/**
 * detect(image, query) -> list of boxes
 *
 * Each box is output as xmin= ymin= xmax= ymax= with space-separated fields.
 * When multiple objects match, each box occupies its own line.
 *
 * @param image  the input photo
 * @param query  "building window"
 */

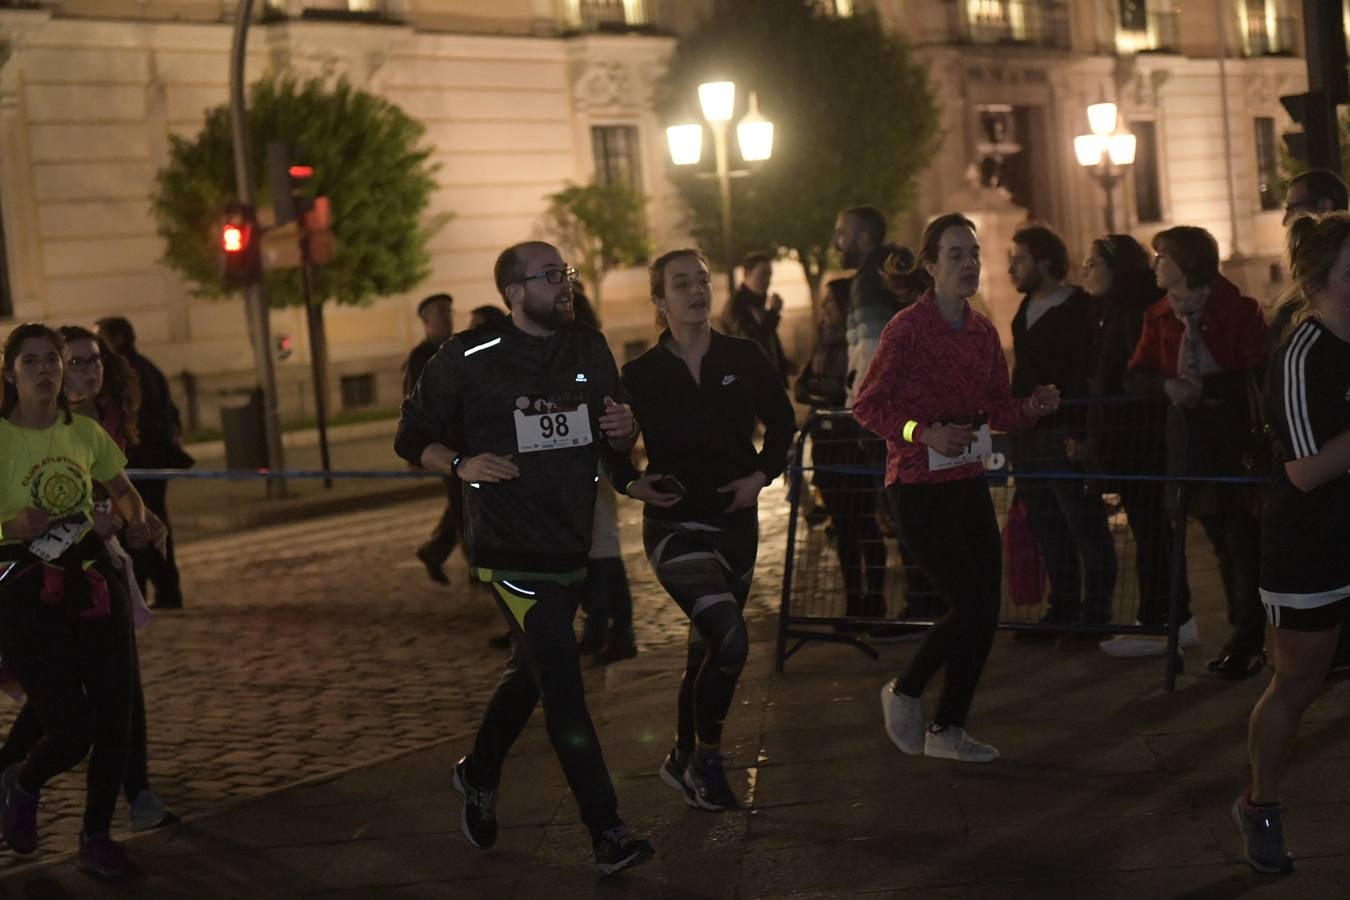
xmin=0 ymin=198 xmax=11 ymax=319
xmin=591 ymin=126 xmax=642 ymax=191
xmin=824 ymin=0 xmax=855 ymax=14
xmin=1254 ymin=117 xmax=1281 ymax=211
xmin=562 ymin=1 xmax=674 ymax=33
xmin=1131 ymin=120 xmax=1163 ymax=224
xmin=1116 ymin=0 xmax=1180 ymax=53
xmin=1239 ymin=0 xmax=1297 ymax=57
xmin=955 ymin=1 xmax=1071 ymax=49
xmin=340 ymin=373 xmax=375 ymax=409
xmin=264 ymin=1 xmax=399 ymax=22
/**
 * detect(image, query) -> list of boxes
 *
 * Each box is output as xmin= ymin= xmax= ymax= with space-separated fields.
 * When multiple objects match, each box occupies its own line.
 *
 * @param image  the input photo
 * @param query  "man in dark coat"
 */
xmin=403 ymin=293 xmax=459 ymax=584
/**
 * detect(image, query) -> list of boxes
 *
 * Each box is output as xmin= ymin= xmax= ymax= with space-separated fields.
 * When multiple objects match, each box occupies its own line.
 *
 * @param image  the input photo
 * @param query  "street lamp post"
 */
xmin=667 ymin=82 xmax=774 ymax=295
xmin=1074 ymin=100 xmax=1137 ymax=233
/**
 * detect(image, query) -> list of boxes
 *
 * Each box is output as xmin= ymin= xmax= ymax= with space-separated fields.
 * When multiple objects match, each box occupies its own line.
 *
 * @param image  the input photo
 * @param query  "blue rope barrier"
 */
xmin=791 ymin=463 xmax=1269 ymax=486
xmin=124 ymin=468 xmax=444 ymax=481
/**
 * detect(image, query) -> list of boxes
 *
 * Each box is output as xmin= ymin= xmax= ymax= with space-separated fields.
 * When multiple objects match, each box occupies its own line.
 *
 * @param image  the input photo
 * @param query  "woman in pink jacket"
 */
xmin=854 ymin=213 xmax=1060 ymax=763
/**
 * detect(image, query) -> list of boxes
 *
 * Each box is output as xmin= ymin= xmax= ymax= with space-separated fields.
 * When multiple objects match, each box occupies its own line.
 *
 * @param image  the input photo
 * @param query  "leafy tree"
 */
xmin=656 ymin=0 xmax=939 ymax=297
xmin=152 ymin=74 xmax=444 ymax=308
xmin=1274 ymin=111 xmax=1350 ymax=202
xmin=543 ymin=181 xmax=651 ymax=308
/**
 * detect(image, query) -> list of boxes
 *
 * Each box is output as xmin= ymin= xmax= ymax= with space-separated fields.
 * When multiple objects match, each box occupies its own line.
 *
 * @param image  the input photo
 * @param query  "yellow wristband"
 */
xmin=902 ymin=421 xmax=920 ymax=443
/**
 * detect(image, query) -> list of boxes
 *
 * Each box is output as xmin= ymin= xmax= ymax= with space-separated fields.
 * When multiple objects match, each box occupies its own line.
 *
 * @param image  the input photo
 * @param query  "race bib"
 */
xmin=28 ymin=517 xmax=91 ymax=562
xmin=927 ymin=423 xmax=993 ymax=472
xmin=513 ymin=402 xmax=593 ymax=453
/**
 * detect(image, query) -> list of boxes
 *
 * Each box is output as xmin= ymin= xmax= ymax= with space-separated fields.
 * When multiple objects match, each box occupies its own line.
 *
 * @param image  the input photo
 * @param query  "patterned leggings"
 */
xmin=642 ymin=516 xmax=758 ymax=750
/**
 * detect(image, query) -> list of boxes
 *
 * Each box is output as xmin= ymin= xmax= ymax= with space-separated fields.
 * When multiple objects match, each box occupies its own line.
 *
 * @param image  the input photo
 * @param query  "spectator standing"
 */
xmin=1006 ymin=225 xmax=1116 ymax=639
xmin=1075 ymin=236 xmax=1199 ymax=657
xmin=719 ymin=251 xmax=793 ymax=384
xmin=404 ymin=293 xmax=459 ymax=585
xmin=1126 ymin=226 xmax=1268 ymax=679
xmin=95 ymin=317 xmax=188 ymax=611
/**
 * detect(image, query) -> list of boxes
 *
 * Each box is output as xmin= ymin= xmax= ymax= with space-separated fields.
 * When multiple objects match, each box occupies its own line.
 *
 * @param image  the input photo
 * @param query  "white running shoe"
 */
xmin=880 ymin=679 xmax=924 ymax=755
xmin=1100 ymin=618 xmax=1200 ymax=658
xmin=923 ymin=726 xmax=999 ymax=763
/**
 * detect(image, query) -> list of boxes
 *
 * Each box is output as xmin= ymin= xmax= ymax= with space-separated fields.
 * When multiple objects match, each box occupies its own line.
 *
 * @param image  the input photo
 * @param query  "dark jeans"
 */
xmin=421 ymin=476 xmax=463 ymax=565
xmin=888 ymin=478 xmax=1001 ymax=729
xmin=130 ymin=477 xmax=182 ymax=606
xmin=1018 ymin=475 xmax=1117 ymax=625
xmin=468 ymin=575 xmax=619 ymax=839
xmin=1196 ymin=498 xmax=1264 ymax=656
xmin=814 ymin=477 xmax=887 ymax=616
xmin=0 ymin=560 xmax=135 ymax=835
xmin=580 ymin=557 xmax=634 ymax=642
xmin=1117 ymin=479 xmax=1192 ymax=627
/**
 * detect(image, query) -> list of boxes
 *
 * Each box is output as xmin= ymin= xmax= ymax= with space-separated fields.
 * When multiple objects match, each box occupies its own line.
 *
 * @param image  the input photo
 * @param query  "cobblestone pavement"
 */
xmin=0 ymin=487 xmax=793 ymax=871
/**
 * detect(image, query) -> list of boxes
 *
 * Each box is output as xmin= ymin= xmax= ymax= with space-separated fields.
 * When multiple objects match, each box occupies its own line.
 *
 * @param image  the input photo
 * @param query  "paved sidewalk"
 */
xmin=2 ymin=616 xmax=1347 ymax=897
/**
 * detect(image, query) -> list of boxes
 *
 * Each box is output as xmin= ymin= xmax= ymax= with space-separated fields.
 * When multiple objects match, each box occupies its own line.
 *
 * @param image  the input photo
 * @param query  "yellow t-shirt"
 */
xmin=0 ymin=414 xmax=127 ymax=542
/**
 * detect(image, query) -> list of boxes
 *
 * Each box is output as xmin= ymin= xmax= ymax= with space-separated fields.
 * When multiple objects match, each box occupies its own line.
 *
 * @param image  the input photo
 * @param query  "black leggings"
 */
xmin=888 ymin=478 xmax=1001 ymax=729
xmin=0 ymin=558 xmax=135 ymax=835
xmin=643 ymin=515 xmax=758 ymax=751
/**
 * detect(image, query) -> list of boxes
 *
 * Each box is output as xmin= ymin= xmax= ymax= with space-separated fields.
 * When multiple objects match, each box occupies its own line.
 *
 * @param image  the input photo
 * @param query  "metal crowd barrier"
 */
xmin=776 ymin=398 xmax=1268 ymax=693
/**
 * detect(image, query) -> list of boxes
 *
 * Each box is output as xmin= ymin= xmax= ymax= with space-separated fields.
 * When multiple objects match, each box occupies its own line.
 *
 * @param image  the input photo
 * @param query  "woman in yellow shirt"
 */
xmin=0 ymin=322 xmax=149 ymax=878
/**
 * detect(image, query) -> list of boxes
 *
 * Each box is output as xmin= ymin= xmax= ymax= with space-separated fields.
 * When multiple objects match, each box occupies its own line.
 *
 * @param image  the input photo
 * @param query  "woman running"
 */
xmin=621 ymin=249 xmax=795 ymax=810
xmin=1234 ymin=212 xmax=1350 ymax=874
xmin=853 ymin=213 xmax=1060 ymax=763
xmin=0 ymin=323 xmax=145 ymax=876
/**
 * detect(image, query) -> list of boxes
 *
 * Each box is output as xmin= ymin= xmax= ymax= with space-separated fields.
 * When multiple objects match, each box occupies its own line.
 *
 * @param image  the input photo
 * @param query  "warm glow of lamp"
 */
xmin=666 ymin=124 xmax=703 ymax=165
xmin=1087 ymin=101 xmax=1118 ymax=137
xmin=698 ymin=81 xmax=736 ymax=123
xmin=1074 ymin=134 xmax=1105 ymax=167
xmin=1107 ymin=133 xmax=1137 ymax=166
xmin=736 ymin=92 xmax=774 ymax=162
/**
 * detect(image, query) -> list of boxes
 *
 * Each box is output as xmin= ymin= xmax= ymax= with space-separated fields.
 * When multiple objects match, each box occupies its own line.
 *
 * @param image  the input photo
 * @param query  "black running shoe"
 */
xmin=593 ymin=824 xmax=654 ymax=877
xmin=451 ymin=756 xmax=497 ymax=849
xmin=659 ymin=749 xmax=696 ymax=807
xmin=683 ymin=750 xmax=740 ymax=811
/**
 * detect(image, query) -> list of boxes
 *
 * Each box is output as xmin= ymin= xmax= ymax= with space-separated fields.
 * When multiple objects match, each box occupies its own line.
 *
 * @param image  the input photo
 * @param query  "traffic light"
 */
xmin=220 ymin=203 xmax=260 ymax=287
xmin=267 ymin=142 xmax=315 ymax=227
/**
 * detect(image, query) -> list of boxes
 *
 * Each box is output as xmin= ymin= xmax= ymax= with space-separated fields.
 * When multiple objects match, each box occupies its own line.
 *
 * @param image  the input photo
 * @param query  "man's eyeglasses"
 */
xmin=517 ymin=266 xmax=577 ymax=287
xmin=67 ymin=354 xmax=103 ymax=372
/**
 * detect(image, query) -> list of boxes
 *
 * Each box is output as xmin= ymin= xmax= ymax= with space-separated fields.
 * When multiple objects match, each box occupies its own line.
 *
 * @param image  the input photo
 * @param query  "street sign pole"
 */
xmin=229 ymin=0 xmax=288 ymax=497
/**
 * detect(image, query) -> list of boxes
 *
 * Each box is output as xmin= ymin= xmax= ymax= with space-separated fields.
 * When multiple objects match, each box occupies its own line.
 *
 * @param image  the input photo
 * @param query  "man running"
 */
xmin=395 ymin=241 xmax=654 ymax=877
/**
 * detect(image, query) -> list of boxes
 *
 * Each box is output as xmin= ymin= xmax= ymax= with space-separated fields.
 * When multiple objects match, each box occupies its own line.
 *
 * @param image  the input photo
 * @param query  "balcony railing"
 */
xmin=1242 ymin=15 xmax=1298 ymax=56
xmin=563 ymin=0 xmax=675 ymax=35
xmin=950 ymin=0 xmax=1071 ymax=51
xmin=1116 ymin=11 xmax=1180 ymax=54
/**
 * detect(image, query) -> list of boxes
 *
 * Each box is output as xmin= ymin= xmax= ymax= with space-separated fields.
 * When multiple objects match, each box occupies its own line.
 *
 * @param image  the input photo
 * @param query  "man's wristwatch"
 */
xmin=450 ymin=454 xmax=463 ymax=478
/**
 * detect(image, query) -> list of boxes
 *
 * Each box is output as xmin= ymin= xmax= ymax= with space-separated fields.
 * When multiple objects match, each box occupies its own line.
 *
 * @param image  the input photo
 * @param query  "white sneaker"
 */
xmin=880 ymin=679 xmax=923 ymax=755
xmin=1178 ymin=617 xmax=1200 ymax=648
xmin=1099 ymin=618 xmax=1200 ymax=658
xmin=923 ymin=726 xmax=999 ymax=762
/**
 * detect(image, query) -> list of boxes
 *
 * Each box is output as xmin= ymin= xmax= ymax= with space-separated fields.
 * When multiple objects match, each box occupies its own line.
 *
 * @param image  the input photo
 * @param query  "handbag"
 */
xmin=1003 ymin=493 xmax=1046 ymax=607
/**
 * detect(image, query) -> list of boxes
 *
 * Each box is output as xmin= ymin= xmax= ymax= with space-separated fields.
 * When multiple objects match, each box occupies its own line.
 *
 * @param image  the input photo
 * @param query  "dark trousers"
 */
xmin=1117 ymin=479 xmax=1192 ymax=626
xmin=1018 ymin=475 xmax=1117 ymax=624
xmin=643 ymin=516 xmax=757 ymax=751
xmin=815 ymin=477 xmax=887 ymax=615
xmin=422 ymin=476 xmax=463 ymax=564
xmin=0 ymin=628 xmax=151 ymax=803
xmin=0 ymin=562 xmax=135 ymax=835
xmin=580 ymin=558 xmax=634 ymax=642
xmin=130 ymin=478 xmax=182 ymax=606
xmin=1196 ymin=499 xmax=1264 ymax=656
xmin=889 ymin=478 xmax=1001 ymax=729
xmin=468 ymin=576 xmax=619 ymax=839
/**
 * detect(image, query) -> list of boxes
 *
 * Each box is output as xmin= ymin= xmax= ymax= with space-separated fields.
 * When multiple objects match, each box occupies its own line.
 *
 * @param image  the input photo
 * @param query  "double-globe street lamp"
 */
xmin=1074 ymin=100 xmax=1137 ymax=233
xmin=667 ymin=81 xmax=775 ymax=295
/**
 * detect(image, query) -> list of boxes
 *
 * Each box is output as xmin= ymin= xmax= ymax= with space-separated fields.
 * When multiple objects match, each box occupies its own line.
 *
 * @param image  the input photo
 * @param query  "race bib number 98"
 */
xmin=514 ymin=401 xmax=593 ymax=453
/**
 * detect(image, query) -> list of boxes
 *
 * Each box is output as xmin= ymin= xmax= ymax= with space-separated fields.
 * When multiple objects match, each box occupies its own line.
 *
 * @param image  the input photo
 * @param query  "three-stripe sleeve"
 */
xmin=1282 ymin=324 xmax=1321 ymax=459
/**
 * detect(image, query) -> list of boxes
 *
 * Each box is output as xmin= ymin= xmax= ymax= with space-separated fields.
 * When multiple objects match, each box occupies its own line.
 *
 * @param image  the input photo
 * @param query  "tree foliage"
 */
xmin=543 ymin=181 xmax=651 ymax=307
xmin=152 ymin=75 xmax=444 ymax=307
xmin=656 ymin=0 xmax=939 ymax=290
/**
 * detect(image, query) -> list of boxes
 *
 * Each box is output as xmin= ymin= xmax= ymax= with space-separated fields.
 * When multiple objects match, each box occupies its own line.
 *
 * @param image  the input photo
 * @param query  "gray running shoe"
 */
xmin=129 ymin=790 xmax=180 ymax=832
xmin=880 ymin=679 xmax=924 ymax=755
xmin=1231 ymin=796 xmax=1294 ymax=874
xmin=452 ymin=756 xmax=497 ymax=850
xmin=659 ymin=749 xmax=697 ymax=807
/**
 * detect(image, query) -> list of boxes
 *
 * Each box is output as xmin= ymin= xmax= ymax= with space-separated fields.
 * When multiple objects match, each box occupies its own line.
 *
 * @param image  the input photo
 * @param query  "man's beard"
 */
xmin=522 ymin=291 xmax=575 ymax=330
xmin=1016 ymin=272 xmax=1041 ymax=295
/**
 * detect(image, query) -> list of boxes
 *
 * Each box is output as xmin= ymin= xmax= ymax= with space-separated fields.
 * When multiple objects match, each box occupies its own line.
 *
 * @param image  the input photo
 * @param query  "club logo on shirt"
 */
xmin=722 ymin=375 xmax=737 ymax=386
xmin=575 ymin=373 xmax=587 ymax=383
xmin=27 ymin=459 xmax=88 ymax=517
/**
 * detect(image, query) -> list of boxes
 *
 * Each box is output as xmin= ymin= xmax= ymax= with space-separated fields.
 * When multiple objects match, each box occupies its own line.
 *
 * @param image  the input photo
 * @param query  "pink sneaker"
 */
xmin=77 ymin=832 xmax=139 ymax=879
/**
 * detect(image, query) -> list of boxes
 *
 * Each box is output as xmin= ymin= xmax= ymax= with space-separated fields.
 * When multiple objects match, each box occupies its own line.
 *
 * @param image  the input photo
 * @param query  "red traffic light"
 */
xmin=288 ymin=165 xmax=314 ymax=179
xmin=222 ymin=223 xmax=246 ymax=253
